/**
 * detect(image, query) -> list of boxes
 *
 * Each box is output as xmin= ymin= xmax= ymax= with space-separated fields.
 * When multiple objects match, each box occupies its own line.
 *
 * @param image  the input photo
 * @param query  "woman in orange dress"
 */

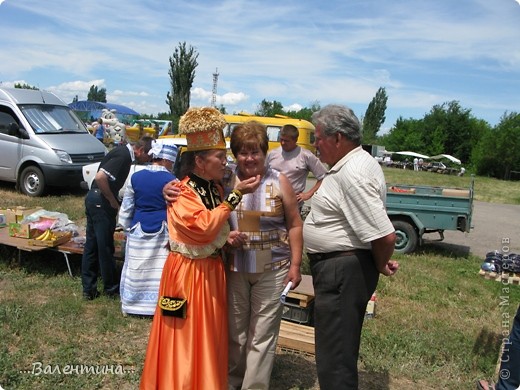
xmin=140 ymin=107 xmax=260 ymax=390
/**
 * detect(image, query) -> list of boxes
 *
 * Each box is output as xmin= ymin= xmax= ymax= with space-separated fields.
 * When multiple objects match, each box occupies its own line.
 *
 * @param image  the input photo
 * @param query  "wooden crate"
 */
xmin=28 ymin=232 xmax=72 ymax=248
xmin=277 ymin=320 xmax=315 ymax=355
xmin=286 ymin=274 xmax=315 ymax=307
xmin=479 ymin=269 xmax=520 ymax=285
xmin=285 ymin=291 xmax=314 ymax=308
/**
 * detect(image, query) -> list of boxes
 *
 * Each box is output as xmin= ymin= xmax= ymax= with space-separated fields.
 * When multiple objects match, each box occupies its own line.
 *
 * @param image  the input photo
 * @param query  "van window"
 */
xmin=224 ymin=123 xmax=240 ymax=138
xmin=20 ymin=104 xmax=87 ymax=134
xmin=266 ymin=126 xmax=281 ymax=142
xmin=309 ymin=131 xmax=315 ymax=144
xmin=0 ymin=107 xmax=18 ymax=135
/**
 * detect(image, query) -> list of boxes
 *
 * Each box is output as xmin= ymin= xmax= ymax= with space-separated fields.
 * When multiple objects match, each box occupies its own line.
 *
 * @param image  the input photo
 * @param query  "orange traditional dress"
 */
xmin=140 ymin=173 xmax=241 ymax=390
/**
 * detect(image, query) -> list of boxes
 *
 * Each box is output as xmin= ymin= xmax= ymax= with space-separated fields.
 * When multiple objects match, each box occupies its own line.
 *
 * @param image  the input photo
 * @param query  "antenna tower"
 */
xmin=212 ymin=68 xmax=219 ymax=107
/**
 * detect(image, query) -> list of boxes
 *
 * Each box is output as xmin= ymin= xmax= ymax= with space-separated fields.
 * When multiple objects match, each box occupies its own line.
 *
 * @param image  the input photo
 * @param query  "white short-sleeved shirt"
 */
xmin=266 ymin=146 xmax=327 ymax=195
xmin=303 ymin=146 xmax=394 ymax=253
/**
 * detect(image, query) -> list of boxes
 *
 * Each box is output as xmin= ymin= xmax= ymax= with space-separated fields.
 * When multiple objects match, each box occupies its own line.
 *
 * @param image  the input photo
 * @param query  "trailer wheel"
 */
xmin=392 ymin=220 xmax=418 ymax=254
xmin=19 ymin=165 xmax=46 ymax=197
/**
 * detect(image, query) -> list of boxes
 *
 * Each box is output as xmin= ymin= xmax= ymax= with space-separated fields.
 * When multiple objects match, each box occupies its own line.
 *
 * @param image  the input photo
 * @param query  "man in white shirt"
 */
xmin=266 ymin=124 xmax=327 ymax=211
xmin=303 ymin=104 xmax=399 ymax=389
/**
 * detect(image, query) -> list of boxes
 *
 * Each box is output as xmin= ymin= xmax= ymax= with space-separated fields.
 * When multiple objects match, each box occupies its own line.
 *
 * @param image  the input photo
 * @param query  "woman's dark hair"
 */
xmin=176 ymin=150 xmax=210 ymax=179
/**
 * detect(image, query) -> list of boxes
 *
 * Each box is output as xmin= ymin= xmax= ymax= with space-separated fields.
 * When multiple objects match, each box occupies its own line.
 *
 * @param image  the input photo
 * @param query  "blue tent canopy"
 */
xmin=68 ymin=100 xmax=139 ymax=122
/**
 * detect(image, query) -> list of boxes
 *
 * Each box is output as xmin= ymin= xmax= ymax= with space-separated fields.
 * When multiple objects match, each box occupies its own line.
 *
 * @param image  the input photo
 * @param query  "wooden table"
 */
xmin=0 ymin=227 xmax=79 ymax=276
xmin=0 ymin=227 xmax=122 ymax=277
xmin=0 ymin=226 xmax=47 ymax=258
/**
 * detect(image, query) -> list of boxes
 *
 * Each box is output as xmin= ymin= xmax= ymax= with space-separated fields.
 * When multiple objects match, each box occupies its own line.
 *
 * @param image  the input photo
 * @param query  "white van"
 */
xmin=0 ymin=87 xmax=107 ymax=196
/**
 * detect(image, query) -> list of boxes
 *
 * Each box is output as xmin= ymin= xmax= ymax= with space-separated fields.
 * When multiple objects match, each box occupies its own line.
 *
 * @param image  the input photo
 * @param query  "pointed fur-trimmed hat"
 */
xmin=179 ymin=107 xmax=227 ymax=152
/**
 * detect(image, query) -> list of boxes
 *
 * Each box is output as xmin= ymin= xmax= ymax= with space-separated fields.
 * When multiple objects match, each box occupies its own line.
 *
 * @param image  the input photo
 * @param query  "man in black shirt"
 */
xmin=81 ymin=137 xmax=153 ymax=300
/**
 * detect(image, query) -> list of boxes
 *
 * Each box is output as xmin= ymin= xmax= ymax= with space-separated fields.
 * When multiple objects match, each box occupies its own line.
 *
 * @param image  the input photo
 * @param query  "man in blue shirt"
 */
xmin=95 ymin=118 xmax=104 ymax=143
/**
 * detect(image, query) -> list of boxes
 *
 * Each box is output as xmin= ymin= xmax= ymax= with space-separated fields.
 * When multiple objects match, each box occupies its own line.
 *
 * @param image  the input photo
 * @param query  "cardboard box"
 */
xmin=0 ymin=206 xmax=43 ymax=226
xmin=8 ymin=222 xmax=38 ymax=239
xmin=365 ymin=293 xmax=377 ymax=319
xmin=113 ymin=231 xmax=126 ymax=258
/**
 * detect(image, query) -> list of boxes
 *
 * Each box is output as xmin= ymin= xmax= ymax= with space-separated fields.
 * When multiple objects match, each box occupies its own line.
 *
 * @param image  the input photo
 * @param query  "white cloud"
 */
xmin=218 ymin=92 xmax=249 ymax=106
xmin=1 ymin=0 xmax=518 ymax=125
xmin=284 ymin=103 xmax=303 ymax=112
xmin=191 ymin=87 xmax=213 ymax=104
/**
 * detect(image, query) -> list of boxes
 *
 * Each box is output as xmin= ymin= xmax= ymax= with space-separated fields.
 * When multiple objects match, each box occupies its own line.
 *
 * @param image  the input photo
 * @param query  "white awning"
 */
xmin=394 ymin=151 xmax=430 ymax=159
xmin=429 ymin=154 xmax=461 ymax=164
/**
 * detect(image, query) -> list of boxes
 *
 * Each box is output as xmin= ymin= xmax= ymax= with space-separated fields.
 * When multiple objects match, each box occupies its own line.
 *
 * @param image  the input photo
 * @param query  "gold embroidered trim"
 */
xmin=158 ymin=297 xmax=186 ymax=311
xmin=169 ymin=225 xmax=230 ymax=259
xmin=224 ymin=189 xmax=242 ymax=210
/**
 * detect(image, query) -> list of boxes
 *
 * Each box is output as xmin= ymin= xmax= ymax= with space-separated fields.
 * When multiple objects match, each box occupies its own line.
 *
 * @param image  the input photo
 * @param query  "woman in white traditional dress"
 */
xmin=117 ymin=140 xmax=178 ymax=316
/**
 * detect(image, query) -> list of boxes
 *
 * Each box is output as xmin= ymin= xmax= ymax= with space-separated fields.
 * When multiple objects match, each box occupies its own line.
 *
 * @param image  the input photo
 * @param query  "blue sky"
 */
xmin=0 ymin=0 xmax=519 ymax=131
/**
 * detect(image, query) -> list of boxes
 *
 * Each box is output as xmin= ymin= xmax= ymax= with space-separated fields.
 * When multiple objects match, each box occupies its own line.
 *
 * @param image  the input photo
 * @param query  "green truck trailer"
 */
xmin=386 ymin=178 xmax=474 ymax=254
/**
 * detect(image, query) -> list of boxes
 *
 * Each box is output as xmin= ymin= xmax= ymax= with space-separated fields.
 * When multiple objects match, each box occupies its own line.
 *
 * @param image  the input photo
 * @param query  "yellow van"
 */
xmin=223 ymin=113 xmax=316 ymax=153
xmin=125 ymin=120 xmax=159 ymax=142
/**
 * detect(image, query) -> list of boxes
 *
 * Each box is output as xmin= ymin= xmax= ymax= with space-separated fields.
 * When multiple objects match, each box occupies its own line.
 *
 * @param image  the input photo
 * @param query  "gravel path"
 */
xmin=422 ymin=200 xmax=520 ymax=258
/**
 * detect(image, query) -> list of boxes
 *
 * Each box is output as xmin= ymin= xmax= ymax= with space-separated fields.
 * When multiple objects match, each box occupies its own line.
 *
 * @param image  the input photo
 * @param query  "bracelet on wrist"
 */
xmin=223 ymin=189 xmax=242 ymax=210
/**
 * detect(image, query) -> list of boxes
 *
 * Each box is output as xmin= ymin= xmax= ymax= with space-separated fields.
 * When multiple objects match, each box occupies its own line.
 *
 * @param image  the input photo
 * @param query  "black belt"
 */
xmin=307 ymin=249 xmax=369 ymax=262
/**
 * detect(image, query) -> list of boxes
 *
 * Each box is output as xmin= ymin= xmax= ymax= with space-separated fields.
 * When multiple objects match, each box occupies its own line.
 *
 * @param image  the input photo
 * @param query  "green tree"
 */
xmin=166 ymin=42 xmax=199 ymax=132
xmin=362 ymin=87 xmax=387 ymax=144
xmin=255 ymin=99 xmax=284 ymax=117
xmin=421 ymin=101 xmax=474 ymax=162
xmin=473 ymin=112 xmax=520 ymax=179
xmin=14 ymin=83 xmax=38 ymax=90
xmin=285 ymin=101 xmax=321 ymax=122
xmin=156 ymin=112 xmax=173 ymax=120
xmin=380 ymin=117 xmax=424 ymax=153
xmin=87 ymin=85 xmax=107 ymax=102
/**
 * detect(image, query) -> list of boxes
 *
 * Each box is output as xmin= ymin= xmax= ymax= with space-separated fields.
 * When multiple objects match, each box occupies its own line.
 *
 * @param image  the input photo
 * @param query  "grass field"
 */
xmin=1 ymin=168 xmax=519 ymax=389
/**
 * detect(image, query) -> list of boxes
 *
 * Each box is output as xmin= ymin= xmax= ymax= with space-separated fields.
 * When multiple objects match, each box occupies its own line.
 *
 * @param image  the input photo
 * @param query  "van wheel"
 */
xmin=19 ymin=166 xmax=46 ymax=197
xmin=392 ymin=220 xmax=418 ymax=254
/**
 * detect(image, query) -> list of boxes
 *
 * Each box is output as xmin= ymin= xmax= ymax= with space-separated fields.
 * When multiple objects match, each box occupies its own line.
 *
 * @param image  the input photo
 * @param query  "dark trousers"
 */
xmin=310 ymin=251 xmax=379 ymax=390
xmin=81 ymin=189 xmax=119 ymax=295
xmin=497 ymin=304 xmax=520 ymax=390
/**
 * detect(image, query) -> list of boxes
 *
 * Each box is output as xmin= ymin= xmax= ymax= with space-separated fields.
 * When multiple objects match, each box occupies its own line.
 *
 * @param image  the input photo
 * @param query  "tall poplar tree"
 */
xmin=87 ymin=85 xmax=107 ymax=102
xmin=166 ymin=42 xmax=199 ymax=132
xmin=363 ymin=87 xmax=388 ymax=143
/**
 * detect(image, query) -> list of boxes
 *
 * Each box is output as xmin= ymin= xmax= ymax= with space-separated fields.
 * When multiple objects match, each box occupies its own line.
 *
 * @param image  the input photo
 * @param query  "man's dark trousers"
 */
xmin=81 ymin=189 xmax=119 ymax=296
xmin=310 ymin=251 xmax=379 ymax=389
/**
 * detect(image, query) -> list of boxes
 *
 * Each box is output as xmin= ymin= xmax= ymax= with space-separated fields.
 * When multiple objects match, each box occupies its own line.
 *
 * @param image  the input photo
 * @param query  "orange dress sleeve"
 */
xmin=167 ymin=181 xmax=232 ymax=257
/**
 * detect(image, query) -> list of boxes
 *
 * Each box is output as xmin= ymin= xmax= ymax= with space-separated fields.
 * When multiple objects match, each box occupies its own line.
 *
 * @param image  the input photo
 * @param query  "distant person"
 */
xmin=413 ymin=157 xmax=419 ymax=171
xmin=418 ymin=158 xmax=424 ymax=170
xmin=81 ymin=136 xmax=153 ymax=300
xmin=477 ymin=304 xmax=520 ymax=390
xmin=303 ymin=104 xmax=399 ymax=389
xmin=266 ymin=124 xmax=327 ymax=211
xmin=95 ymin=118 xmax=104 ymax=143
xmin=458 ymin=167 xmax=466 ymax=176
xmin=117 ymin=140 xmax=178 ymax=316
